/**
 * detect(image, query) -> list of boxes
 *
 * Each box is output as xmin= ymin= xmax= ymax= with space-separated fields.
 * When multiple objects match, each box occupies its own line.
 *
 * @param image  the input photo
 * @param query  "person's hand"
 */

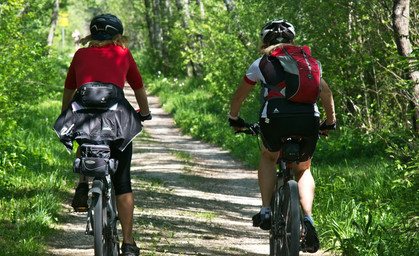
xmin=137 ymin=111 xmax=152 ymax=122
xmin=228 ymin=114 xmax=246 ymax=132
xmin=319 ymin=119 xmax=336 ymax=136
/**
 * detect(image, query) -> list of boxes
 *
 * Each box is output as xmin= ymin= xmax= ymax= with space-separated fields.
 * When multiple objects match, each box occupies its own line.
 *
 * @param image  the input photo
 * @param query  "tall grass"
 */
xmin=0 ymin=99 xmax=75 ymax=255
xmin=147 ymin=75 xmax=418 ymax=256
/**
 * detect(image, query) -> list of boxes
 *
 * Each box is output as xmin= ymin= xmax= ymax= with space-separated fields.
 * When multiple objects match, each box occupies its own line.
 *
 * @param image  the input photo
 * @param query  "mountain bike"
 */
xmin=73 ymin=142 xmax=120 ymax=256
xmin=237 ymin=122 xmax=328 ymax=256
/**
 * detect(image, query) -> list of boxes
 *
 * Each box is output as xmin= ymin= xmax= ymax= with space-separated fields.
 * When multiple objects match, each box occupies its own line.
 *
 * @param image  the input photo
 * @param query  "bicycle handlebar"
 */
xmin=234 ymin=123 xmax=260 ymax=136
xmin=235 ymin=120 xmax=332 ymax=136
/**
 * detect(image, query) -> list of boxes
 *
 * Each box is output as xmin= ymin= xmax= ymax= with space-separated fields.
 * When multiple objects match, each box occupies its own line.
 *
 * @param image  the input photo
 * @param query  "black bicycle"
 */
xmin=73 ymin=142 xmax=120 ymax=256
xmin=237 ymin=122 xmax=330 ymax=256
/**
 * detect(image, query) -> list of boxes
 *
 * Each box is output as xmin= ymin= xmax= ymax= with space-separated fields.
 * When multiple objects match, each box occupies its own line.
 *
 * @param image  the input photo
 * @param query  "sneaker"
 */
xmin=71 ymin=182 xmax=88 ymax=212
xmin=121 ymin=242 xmax=140 ymax=256
xmin=301 ymin=219 xmax=320 ymax=253
xmin=252 ymin=211 xmax=271 ymax=230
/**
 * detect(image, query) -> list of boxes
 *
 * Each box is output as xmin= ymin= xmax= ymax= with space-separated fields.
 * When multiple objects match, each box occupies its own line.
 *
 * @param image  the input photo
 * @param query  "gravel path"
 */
xmin=46 ymin=89 xmax=328 ymax=256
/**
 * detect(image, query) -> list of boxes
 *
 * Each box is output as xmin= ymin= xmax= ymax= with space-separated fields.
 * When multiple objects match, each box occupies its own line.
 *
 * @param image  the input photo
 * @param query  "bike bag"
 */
xmin=73 ymin=144 xmax=118 ymax=177
xmin=280 ymin=137 xmax=301 ymax=162
xmin=73 ymin=82 xmax=123 ymax=109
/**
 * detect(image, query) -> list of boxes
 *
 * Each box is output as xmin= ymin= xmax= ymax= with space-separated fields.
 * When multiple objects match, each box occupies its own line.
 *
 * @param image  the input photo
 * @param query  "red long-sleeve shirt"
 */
xmin=64 ymin=44 xmax=143 ymax=90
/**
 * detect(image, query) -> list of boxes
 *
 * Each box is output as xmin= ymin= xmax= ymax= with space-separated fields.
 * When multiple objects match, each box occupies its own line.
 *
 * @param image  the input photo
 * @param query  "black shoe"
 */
xmin=301 ymin=220 xmax=320 ymax=253
xmin=121 ymin=242 xmax=140 ymax=256
xmin=71 ymin=183 xmax=88 ymax=212
xmin=252 ymin=211 xmax=271 ymax=230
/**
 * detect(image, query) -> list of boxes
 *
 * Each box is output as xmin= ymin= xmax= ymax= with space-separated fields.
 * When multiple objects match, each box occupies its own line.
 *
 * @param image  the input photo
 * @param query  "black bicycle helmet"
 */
xmin=90 ymin=14 xmax=123 ymax=40
xmin=260 ymin=19 xmax=295 ymax=44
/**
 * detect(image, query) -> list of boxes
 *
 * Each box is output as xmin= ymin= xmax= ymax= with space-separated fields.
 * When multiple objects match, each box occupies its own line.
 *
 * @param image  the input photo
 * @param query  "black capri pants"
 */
xmin=259 ymin=115 xmax=320 ymax=162
xmin=111 ymin=142 xmax=133 ymax=195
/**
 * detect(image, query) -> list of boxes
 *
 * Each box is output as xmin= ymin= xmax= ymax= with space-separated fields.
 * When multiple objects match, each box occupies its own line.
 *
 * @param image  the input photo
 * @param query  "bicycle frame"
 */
xmin=73 ymin=141 xmax=120 ymax=256
xmin=235 ymin=123 xmax=309 ymax=256
xmin=85 ymin=174 xmax=119 ymax=256
xmin=269 ymin=155 xmax=302 ymax=256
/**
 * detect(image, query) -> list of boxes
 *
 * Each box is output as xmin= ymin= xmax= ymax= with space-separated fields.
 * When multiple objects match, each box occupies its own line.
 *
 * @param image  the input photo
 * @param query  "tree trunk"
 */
xmin=152 ymin=0 xmax=163 ymax=59
xmin=393 ymin=0 xmax=419 ymax=133
xmin=196 ymin=0 xmax=205 ymax=18
xmin=47 ymin=0 xmax=59 ymax=47
xmin=161 ymin=0 xmax=172 ymax=71
xmin=144 ymin=0 xmax=154 ymax=46
xmin=175 ymin=0 xmax=193 ymax=77
xmin=191 ymin=0 xmax=205 ymax=76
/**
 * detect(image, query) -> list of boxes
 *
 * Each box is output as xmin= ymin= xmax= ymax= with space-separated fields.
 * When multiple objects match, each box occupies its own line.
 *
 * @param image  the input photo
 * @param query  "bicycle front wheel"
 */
xmin=280 ymin=180 xmax=300 ymax=256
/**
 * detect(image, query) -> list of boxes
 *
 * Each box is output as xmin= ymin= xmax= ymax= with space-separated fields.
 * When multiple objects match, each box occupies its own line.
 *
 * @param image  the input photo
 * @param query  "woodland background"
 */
xmin=0 ymin=0 xmax=418 ymax=255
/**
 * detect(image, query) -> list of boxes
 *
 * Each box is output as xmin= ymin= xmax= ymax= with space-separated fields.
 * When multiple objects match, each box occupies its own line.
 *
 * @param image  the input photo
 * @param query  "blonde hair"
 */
xmin=80 ymin=34 xmax=128 ymax=48
xmin=258 ymin=41 xmax=295 ymax=55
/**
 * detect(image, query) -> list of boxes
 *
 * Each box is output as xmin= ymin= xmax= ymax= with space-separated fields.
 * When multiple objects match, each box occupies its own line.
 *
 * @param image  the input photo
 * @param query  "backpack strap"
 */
xmin=263 ymin=82 xmax=286 ymax=95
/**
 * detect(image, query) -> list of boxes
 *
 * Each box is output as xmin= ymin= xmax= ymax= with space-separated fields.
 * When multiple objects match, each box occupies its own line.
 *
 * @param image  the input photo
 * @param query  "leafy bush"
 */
xmin=0 ymin=1 xmax=75 ymax=255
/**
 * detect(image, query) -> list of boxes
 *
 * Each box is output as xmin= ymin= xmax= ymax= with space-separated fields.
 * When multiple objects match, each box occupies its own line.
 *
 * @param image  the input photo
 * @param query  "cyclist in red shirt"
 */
xmin=228 ymin=20 xmax=336 ymax=253
xmin=61 ymin=14 xmax=149 ymax=256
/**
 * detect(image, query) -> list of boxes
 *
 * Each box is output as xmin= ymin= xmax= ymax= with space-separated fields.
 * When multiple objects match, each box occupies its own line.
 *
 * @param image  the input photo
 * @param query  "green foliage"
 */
xmin=313 ymin=155 xmax=418 ymax=256
xmin=143 ymin=1 xmax=418 ymax=254
xmin=0 ymin=1 xmax=65 ymax=116
xmin=0 ymin=99 xmax=75 ymax=256
xmin=0 ymin=1 xmax=74 ymax=255
xmin=148 ymin=72 xmax=418 ymax=255
xmin=1 ymin=0 xmax=418 ymax=255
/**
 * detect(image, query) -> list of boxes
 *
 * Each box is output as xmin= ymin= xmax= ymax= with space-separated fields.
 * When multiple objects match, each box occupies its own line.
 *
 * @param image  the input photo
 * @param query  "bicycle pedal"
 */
xmin=85 ymin=231 xmax=94 ymax=236
xmin=74 ymin=206 xmax=88 ymax=212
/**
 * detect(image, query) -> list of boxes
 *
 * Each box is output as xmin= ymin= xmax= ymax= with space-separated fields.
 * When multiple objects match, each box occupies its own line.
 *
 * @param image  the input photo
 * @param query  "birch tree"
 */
xmin=393 ymin=0 xmax=419 ymax=133
xmin=175 ymin=0 xmax=194 ymax=76
xmin=47 ymin=0 xmax=59 ymax=47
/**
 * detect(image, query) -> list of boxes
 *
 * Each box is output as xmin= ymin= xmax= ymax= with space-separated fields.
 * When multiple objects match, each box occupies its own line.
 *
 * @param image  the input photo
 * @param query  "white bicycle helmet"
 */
xmin=260 ymin=19 xmax=295 ymax=44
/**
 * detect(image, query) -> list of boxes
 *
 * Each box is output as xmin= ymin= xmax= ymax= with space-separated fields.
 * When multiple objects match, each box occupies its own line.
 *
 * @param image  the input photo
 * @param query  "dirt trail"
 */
xmin=46 ymin=90 xmax=327 ymax=256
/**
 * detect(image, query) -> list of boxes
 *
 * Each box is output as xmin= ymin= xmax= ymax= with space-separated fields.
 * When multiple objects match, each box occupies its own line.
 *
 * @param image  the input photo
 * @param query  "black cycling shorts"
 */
xmin=111 ymin=143 xmax=133 ymax=195
xmin=259 ymin=115 xmax=319 ymax=162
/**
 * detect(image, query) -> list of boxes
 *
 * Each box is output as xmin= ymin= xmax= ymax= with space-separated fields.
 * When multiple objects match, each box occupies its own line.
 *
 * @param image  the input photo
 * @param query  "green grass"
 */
xmin=0 ymin=99 xmax=75 ymax=256
xmin=171 ymin=150 xmax=194 ymax=163
xmin=147 ymin=75 xmax=419 ymax=256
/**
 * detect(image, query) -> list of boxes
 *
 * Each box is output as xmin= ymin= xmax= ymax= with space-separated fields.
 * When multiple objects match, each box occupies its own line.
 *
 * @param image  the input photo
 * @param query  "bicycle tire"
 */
xmin=104 ymin=186 xmax=119 ymax=256
xmin=269 ymin=180 xmax=282 ymax=255
xmin=280 ymin=180 xmax=300 ymax=256
xmin=92 ymin=180 xmax=104 ymax=256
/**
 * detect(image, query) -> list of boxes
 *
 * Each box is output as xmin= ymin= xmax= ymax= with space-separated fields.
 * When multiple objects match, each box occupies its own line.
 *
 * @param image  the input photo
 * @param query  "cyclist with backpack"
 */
xmin=228 ymin=20 xmax=336 ymax=253
xmin=59 ymin=14 xmax=150 ymax=256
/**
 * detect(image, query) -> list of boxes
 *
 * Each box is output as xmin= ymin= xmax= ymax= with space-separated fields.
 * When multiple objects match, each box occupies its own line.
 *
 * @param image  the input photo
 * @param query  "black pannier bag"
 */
xmin=73 ymin=144 xmax=118 ymax=177
xmin=74 ymin=82 xmax=123 ymax=108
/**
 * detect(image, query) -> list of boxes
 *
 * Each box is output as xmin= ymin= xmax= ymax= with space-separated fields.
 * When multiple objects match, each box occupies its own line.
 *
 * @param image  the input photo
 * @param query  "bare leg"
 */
xmin=258 ymin=146 xmax=280 ymax=207
xmin=292 ymin=160 xmax=315 ymax=216
xmin=116 ymin=192 xmax=135 ymax=244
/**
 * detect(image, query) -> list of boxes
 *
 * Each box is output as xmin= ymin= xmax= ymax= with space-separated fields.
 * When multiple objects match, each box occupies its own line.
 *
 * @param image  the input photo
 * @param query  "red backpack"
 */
xmin=259 ymin=45 xmax=322 ymax=104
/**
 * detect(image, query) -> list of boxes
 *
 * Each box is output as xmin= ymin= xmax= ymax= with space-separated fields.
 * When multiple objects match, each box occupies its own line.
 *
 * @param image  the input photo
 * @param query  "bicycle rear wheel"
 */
xmin=280 ymin=180 xmax=300 ymax=256
xmin=103 ymin=186 xmax=119 ymax=256
xmin=92 ymin=180 xmax=104 ymax=256
xmin=270 ymin=181 xmax=282 ymax=255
